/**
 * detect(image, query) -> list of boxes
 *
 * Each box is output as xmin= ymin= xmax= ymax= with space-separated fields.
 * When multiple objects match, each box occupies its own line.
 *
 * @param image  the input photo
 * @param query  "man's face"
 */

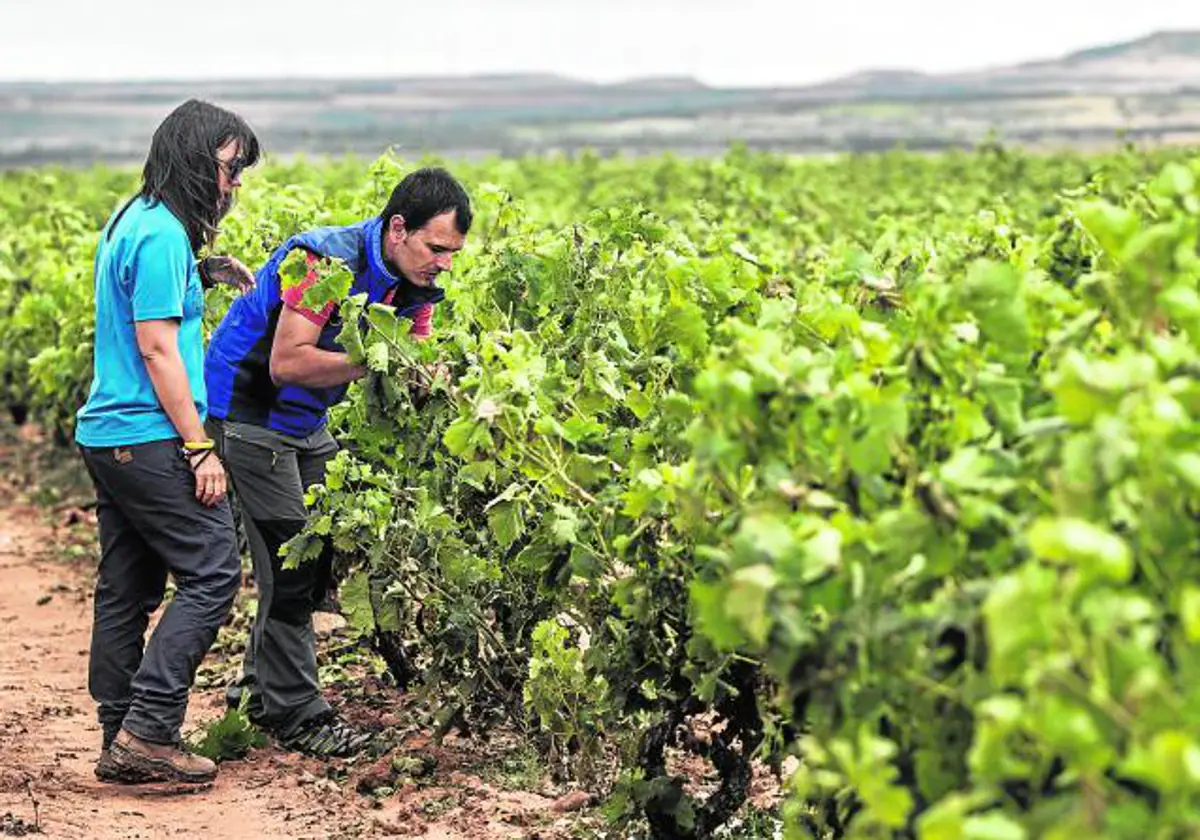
xmin=383 ymin=210 xmax=466 ymax=287
xmin=215 ymin=139 xmax=244 ymax=218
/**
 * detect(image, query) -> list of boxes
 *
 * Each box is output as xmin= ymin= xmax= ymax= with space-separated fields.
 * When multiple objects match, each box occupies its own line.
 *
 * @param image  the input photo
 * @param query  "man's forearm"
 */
xmin=144 ymin=349 xmax=208 ymax=442
xmin=271 ymin=345 xmax=366 ymax=389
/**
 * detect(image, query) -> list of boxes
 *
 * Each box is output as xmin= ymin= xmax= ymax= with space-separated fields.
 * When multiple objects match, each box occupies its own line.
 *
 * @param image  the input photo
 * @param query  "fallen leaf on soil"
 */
xmin=550 ymin=790 xmax=593 ymax=813
xmin=356 ymin=756 xmax=397 ymax=794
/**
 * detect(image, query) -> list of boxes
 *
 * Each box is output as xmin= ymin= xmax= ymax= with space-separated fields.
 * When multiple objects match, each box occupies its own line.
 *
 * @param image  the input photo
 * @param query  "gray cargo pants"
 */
xmin=211 ymin=420 xmax=337 ymax=738
xmin=79 ymin=439 xmax=241 ymax=747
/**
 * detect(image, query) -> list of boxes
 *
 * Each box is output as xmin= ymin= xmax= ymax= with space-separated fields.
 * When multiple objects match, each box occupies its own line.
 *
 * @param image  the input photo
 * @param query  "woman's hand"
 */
xmin=187 ymin=451 xmax=228 ymax=506
xmin=200 ymin=255 xmax=256 ymax=293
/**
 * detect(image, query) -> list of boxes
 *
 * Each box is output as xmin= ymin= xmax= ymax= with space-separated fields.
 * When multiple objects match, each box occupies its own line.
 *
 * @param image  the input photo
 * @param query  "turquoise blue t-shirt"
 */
xmin=75 ymin=198 xmax=207 ymax=447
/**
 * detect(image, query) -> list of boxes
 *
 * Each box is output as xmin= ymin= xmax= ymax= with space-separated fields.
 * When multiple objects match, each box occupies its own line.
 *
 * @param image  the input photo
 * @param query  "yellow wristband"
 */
xmin=182 ymin=440 xmax=215 ymax=452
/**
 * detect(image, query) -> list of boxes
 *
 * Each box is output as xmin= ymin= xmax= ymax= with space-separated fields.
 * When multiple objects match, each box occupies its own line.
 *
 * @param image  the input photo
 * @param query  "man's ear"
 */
xmin=389 ymin=214 xmax=407 ymax=239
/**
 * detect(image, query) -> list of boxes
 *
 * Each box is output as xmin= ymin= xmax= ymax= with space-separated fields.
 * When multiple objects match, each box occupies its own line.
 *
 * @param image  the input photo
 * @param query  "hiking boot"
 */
xmin=280 ymin=712 xmax=374 ymax=759
xmin=95 ymin=724 xmax=131 ymax=783
xmin=108 ymin=729 xmax=217 ymax=784
xmin=95 ymin=748 xmax=127 ymax=783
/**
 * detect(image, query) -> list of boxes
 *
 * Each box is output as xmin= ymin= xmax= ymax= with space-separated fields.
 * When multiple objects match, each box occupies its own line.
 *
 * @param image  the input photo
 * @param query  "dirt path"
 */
xmin=0 ymin=503 xmax=357 ymax=838
xmin=0 ymin=499 xmax=580 ymax=840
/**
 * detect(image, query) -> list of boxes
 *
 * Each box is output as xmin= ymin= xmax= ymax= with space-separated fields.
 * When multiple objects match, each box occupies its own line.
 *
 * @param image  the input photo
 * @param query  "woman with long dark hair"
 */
xmin=75 ymin=99 xmax=260 ymax=786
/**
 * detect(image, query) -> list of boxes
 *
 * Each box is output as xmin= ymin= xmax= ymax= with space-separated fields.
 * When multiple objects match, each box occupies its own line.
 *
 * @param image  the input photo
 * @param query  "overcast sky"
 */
xmin=2 ymin=0 xmax=1198 ymax=87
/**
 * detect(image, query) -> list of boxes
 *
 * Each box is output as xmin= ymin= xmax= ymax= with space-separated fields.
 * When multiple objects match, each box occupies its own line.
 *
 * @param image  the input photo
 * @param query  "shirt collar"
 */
xmin=365 ymin=217 xmax=400 ymax=286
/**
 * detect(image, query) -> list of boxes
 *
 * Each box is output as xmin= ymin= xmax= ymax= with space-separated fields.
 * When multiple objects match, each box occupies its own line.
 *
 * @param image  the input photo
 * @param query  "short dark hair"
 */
xmin=140 ymin=99 xmax=261 ymax=253
xmin=380 ymin=167 xmax=472 ymax=235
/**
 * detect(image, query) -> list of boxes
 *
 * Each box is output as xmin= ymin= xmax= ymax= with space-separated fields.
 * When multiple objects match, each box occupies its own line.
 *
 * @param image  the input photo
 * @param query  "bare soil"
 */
xmin=0 ymin=427 xmax=593 ymax=840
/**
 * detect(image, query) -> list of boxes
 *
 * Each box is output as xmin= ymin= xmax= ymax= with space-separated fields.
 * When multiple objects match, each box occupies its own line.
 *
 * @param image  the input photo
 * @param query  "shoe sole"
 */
xmin=96 ymin=752 xmax=143 ymax=785
xmin=281 ymin=735 xmax=376 ymax=759
xmin=109 ymin=742 xmax=217 ymax=785
xmin=96 ymin=760 xmax=213 ymax=792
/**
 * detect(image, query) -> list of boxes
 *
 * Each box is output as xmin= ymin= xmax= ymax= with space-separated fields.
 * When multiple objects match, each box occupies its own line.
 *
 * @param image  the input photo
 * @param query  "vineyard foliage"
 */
xmin=3 ymin=145 xmax=1200 ymax=838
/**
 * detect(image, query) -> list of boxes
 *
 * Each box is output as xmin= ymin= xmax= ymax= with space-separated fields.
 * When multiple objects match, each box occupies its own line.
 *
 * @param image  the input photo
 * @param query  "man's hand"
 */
xmin=201 ymin=255 xmax=256 ymax=293
xmin=428 ymin=360 xmax=451 ymax=386
xmin=408 ymin=361 xmax=450 ymax=400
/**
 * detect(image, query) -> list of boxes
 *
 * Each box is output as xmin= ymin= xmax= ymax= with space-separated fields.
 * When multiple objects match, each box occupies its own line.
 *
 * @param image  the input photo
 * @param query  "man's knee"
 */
xmin=270 ymin=566 xmax=321 ymax=625
xmin=254 ymin=518 xmax=320 ymax=626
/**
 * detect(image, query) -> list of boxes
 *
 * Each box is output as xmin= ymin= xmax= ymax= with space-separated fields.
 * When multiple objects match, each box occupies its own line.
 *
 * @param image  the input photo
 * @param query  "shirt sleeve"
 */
xmin=280 ymin=251 xmax=338 ymax=327
xmin=129 ymin=227 xmax=193 ymax=322
xmin=409 ymin=303 xmax=434 ymax=340
xmin=380 ymin=287 xmax=435 ymax=340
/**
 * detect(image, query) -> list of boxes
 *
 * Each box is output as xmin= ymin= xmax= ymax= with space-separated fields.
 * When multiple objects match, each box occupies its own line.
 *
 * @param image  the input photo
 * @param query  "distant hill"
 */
xmin=2 ymin=31 xmax=1199 ymax=167
xmin=608 ymin=77 xmax=710 ymax=92
xmin=1061 ymin=30 xmax=1200 ymax=64
xmin=962 ymin=28 xmax=1200 ymax=96
xmin=801 ymin=29 xmax=1200 ymax=100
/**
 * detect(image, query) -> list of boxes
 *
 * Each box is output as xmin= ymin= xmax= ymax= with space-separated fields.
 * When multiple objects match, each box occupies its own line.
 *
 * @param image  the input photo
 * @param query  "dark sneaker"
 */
xmin=108 ymin=729 xmax=217 ymax=784
xmin=225 ymin=681 xmax=243 ymax=711
xmin=225 ymin=679 xmax=265 ymax=724
xmin=281 ymin=712 xmax=374 ymax=759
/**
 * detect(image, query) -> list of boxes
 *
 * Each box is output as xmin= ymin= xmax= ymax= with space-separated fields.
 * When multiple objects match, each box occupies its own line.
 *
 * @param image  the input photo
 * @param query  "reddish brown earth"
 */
xmin=0 ymin=428 xmax=592 ymax=840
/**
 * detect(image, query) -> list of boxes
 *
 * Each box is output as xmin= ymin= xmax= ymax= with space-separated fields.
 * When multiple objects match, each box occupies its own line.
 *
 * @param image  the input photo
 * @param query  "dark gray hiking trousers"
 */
xmin=211 ymin=420 xmax=338 ymax=738
xmin=79 ymin=439 xmax=241 ymax=747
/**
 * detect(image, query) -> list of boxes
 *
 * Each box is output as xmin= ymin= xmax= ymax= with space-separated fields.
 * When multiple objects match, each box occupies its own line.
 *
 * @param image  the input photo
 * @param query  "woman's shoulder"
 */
xmin=107 ymin=199 xmax=190 ymax=260
xmin=100 ymin=200 xmax=192 ymax=279
xmin=102 ymin=197 xmax=182 ymax=241
xmin=130 ymin=198 xmax=188 ymax=239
